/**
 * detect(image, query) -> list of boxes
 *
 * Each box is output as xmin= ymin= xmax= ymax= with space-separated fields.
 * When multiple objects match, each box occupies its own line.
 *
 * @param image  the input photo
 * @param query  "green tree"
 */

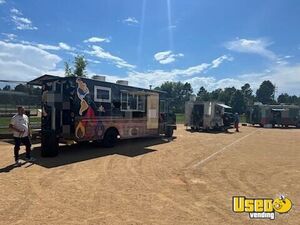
xmin=3 ymin=85 xmax=11 ymax=91
xmin=230 ymin=90 xmax=246 ymax=114
xmin=64 ymin=55 xmax=88 ymax=77
xmin=197 ymin=86 xmax=210 ymax=101
xmin=64 ymin=62 xmax=73 ymax=77
xmin=155 ymin=81 xmax=193 ymax=113
xmin=256 ymin=80 xmax=275 ymax=104
xmin=241 ymin=83 xmax=254 ymax=106
xmin=218 ymin=87 xmax=236 ymax=105
xmin=14 ymin=84 xmax=28 ymax=93
xmin=210 ymin=88 xmax=222 ymax=101
xmin=277 ymin=93 xmax=290 ymax=104
xmin=74 ymin=55 xmax=88 ymax=77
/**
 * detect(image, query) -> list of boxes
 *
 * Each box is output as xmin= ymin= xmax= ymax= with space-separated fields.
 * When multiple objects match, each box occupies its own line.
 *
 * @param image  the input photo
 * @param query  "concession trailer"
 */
xmin=248 ymin=103 xmax=300 ymax=127
xmin=185 ymin=99 xmax=234 ymax=131
xmin=29 ymin=75 xmax=176 ymax=156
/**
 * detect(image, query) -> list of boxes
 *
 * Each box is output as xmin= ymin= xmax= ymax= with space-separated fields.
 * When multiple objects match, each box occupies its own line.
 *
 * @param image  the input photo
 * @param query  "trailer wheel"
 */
xmin=102 ymin=128 xmax=118 ymax=148
xmin=165 ymin=126 xmax=174 ymax=137
xmin=296 ymin=122 xmax=300 ymax=128
xmin=41 ymin=130 xmax=59 ymax=157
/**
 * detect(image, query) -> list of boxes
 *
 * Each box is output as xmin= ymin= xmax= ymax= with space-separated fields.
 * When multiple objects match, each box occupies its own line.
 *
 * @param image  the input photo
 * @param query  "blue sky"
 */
xmin=0 ymin=0 xmax=300 ymax=95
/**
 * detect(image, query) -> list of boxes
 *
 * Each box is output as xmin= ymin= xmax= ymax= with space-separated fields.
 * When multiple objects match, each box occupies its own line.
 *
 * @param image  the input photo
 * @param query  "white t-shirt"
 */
xmin=10 ymin=114 xmax=29 ymax=138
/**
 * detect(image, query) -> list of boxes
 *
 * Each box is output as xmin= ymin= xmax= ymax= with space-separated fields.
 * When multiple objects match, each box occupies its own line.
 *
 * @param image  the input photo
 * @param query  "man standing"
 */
xmin=234 ymin=112 xmax=240 ymax=132
xmin=9 ymin=106 xmax=35 ymax=165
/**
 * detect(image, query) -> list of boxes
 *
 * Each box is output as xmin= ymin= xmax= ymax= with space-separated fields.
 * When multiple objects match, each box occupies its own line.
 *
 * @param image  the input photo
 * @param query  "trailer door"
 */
xmin=147 ymin=93 xmax=159 ymax=129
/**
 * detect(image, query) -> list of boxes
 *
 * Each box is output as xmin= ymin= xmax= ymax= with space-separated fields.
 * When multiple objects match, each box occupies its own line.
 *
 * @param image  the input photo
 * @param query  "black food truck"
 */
xmin=28 ymin=75 xmax=176 ymax=156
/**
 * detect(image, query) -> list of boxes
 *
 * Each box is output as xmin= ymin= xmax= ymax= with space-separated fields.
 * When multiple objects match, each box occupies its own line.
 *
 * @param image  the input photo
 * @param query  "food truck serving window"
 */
xmin=94 ymin=86 xmax=111 ymax=102
xmin=121 ymin=91 xmax=145 ymax=111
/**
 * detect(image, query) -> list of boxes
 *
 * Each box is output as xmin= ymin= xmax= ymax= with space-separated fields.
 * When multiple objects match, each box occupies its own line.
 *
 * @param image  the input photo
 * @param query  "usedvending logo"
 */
xmin=232 ymin=195 xmax=292 ymax=220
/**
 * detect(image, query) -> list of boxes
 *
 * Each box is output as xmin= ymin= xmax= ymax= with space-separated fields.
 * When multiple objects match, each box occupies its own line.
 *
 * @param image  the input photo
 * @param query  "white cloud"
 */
xmin=85 ymin=45 xmax=135 ymax=69
xmin=84 ymin=37 xmax=110 ymax=43
xmin=87 ymin=58 xmax=101 ymax=64
xmin=123 ymin=17 xmax=139 ymax=25
xmin=34 ymin=42 xmax=74 ymax=51
xmin=225 ymin=38 xmax=277 ymax=60
xmin=10 ymin=8 xmax=22 ymax=15
xmin=97 ymin=56 xmax=300 ymax=95
xmin=58 ymin=42 xmax=73 ymax=50
xmin=154 ymin=50 xmax=184 ymax=64
xmin=184 ymin=64 xmax=300 ymax=95
xmin=211 ymin=55 xmax=233 ymax=68
xmin=37 ymin=44 xmax=61 ymax=50
xmin=1 ymin=33 xmax=17 ymax=41
xmin=0 ymin=41 xmax=61 ymax=80
xmin=10 ymin=8 xmax=37 ymax=30
xmin=0 ymin=0 xmax=6 ymax=4
xmin=172 ymin=63 xmax=211 ymax=76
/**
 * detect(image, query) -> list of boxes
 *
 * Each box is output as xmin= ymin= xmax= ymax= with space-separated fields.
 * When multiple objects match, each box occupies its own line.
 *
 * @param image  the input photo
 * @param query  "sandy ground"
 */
xmin=0 ymin=125 xmax=299 ymax=225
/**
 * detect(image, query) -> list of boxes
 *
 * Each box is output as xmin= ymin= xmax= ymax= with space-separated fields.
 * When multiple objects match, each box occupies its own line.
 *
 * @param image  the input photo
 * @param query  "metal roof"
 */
xmin=271 ymin=108 xmax=286 ymax=111
xmin=27 ymin=74 xmax=61 ymax=85
xmin=27 ymin=74 xmax=166 ymax=94
xmin=217 ymin=103 xmax=232 ymax=109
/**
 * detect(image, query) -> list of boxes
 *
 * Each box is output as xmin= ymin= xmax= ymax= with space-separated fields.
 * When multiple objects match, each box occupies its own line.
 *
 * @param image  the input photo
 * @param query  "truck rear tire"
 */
xmin=41 ymin=130 xmax=59 ymax=157
xmin=102 ymin=129 xmax=118 ymax=148
xmin=165 ymin=126 xmax=174 ymax=137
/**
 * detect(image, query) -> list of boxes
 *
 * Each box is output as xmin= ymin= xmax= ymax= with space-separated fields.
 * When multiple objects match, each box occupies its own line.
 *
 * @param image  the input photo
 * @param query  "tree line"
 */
xmin=155 ymin=80 xmax=300 ymax=113
xmin=0 ymin=83 xmax=41 ymax=106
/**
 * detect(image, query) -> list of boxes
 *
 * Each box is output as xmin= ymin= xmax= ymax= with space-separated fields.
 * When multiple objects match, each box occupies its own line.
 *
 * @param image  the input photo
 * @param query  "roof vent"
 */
xmin=92 ymin=75 xmax=106 ymax=81
xmin=116 ymin=80 xmax=128 ymax=86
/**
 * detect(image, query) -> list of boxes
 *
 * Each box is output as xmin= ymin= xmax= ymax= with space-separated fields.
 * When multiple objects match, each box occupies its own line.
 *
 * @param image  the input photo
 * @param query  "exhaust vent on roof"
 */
xmin=116 ymin=80 xmax=128 ymax=86
xmin=92 ymin=75 xmax=106 ymax=81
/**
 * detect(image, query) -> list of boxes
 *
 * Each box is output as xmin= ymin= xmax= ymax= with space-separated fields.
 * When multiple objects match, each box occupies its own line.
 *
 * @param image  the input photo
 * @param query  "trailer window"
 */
xmin=160 ymin=100 xmax=166 ymax=113
xmin=138 ymin=95 xmax=145 ymax=111
xmin=94 ymin=86 xmax=111 ymax=102
xmin=129 ymin=93 xmax=137 ymax=110
xmin=121 ymin=92 xmax=145 ymax=111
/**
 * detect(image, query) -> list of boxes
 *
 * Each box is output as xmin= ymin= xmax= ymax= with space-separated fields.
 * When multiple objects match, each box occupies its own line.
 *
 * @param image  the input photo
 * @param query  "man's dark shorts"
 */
xmin=14 ymin=136 xmax=31 ymax=150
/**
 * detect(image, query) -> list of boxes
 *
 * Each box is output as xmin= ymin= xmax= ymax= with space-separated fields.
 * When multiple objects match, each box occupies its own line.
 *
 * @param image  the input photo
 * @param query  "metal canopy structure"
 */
xmin=271 ymin=108 xmax=286 ymax=111
xmin=217 ymin=103 xmax=232 ymax=109
xmin=27 ymin=74 xmax=61 ymax=86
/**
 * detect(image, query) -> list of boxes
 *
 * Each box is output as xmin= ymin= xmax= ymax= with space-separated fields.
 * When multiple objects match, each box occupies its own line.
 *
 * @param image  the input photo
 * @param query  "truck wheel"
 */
xmin=41 ymin=130 xmax=59 ymax=157
xmin=102 ymin=129 xmax=118 ymax=148
xmin=297 ymin=122 xmax=300 ymax=128
xmin=165 ymin=126 xmax=174 ymax=137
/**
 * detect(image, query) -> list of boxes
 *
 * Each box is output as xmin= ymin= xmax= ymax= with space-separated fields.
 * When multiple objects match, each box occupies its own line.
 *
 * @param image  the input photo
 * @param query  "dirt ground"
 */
xmin=0 ymin=125 xmax=299 ymax=225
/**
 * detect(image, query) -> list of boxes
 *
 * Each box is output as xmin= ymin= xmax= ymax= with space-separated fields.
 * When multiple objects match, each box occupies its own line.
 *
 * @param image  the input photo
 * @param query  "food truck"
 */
xmin=28 ymin=75 xmax=176 ymax=156
xmin=185 ymin=99 xmax=234 ymax=131
xmin=248 ymin=103 xmax=300 ymax=127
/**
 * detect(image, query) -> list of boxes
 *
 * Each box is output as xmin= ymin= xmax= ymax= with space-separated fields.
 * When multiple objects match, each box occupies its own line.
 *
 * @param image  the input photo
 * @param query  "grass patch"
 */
xmin=0 ymin=116 xmax=40 ymax=126
xmin=0 ymin=116 xmax=41 ymax=134
xmin=176 ymin=113 xmax=185 ymax=124
xmin=240 ymin=114 xmax=247 ymax=123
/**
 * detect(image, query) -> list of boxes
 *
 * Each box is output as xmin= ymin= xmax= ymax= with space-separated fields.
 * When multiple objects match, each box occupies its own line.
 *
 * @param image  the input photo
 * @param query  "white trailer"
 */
xmin=185 ymin=100 xmax=233 ymax=131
